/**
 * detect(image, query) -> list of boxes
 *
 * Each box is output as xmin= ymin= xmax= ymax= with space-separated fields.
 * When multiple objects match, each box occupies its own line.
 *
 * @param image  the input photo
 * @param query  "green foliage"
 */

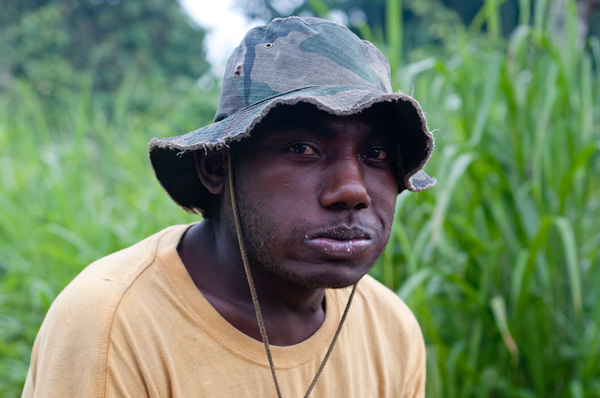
xmin=0 ymin=0 xmax=210 ymax=93
xmin=239 ymin=0 xmax=469 ymax=51
xmin=0 ymin=70 xmax=218 ymax=397
xmin=237 ymin=0 xmax=599 ymax=53
xmin=367 ymin=1 xmax=600 ymax=396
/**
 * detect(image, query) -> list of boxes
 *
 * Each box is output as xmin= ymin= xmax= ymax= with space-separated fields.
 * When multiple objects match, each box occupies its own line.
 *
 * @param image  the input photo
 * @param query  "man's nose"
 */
xmin=319 ymin=157 xmax=371 ymax=210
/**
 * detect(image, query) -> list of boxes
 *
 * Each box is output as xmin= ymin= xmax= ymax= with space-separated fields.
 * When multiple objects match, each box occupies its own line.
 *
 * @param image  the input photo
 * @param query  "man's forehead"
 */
xmin=251 ymin=102 xmax=396 ymax=140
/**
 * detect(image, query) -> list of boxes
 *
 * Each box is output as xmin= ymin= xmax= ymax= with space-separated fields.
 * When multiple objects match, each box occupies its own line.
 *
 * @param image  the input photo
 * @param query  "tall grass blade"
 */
xmin=467 ymin=53 xmax=502 ymax=148
xmin=553 ymin=217 xmax=582 ymax=316
xmin=490 ymin=295 xmax=519 ymax=365
xmin=306 ymin=0 xmax=329 ymax=18
xmin=386 ymin=0 xmax=402 ymax=73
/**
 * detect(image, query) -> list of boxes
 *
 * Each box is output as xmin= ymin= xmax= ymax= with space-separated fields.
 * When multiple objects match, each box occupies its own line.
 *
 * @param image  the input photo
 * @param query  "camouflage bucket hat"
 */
xmin=149 ymin=16 xmax=435 ymax=214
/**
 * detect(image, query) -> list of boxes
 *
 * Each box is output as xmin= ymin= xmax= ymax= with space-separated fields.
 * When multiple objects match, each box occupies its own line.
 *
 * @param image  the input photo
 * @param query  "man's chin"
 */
xmin=251 ymin=252 xmax=373 ymax=290
xmin=278 ymin=268 xmax=369 ymax=289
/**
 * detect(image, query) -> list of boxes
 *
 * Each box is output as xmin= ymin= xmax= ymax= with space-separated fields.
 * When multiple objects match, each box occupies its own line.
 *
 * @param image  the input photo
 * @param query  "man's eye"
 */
xmin=364 ymin=148 xmax=388 ymax=160
xmin=289 ymin=144 xmax=316 ymax=155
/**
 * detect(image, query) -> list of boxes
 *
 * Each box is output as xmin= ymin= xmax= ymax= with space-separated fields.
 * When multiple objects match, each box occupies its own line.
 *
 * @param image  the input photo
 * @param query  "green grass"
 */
xmin=367 ymin=1 xmax=600 ymax=396
xmin=1 ymin=1 xmax=599 ymax=397
xmin=0 ymin=72 xmax=217 ymax=397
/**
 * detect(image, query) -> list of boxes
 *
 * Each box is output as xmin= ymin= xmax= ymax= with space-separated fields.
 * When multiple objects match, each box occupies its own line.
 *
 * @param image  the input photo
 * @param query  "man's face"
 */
xmin=228 ymin=105 xmax=399 ymax=289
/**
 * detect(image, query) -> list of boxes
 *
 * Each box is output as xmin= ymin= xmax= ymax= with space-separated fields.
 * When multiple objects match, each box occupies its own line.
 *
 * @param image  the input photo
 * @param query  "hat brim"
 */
xmin=148 ymin=85 xmax=435 ymax=214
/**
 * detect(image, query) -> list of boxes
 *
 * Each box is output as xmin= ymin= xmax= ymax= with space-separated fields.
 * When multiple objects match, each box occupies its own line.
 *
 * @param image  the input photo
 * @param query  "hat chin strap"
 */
xmin=227 ymin=152 xmax=358 ymax=398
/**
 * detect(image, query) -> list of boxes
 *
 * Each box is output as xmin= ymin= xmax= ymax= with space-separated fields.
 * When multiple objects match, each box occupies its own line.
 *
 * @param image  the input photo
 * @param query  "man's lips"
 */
xmin=305 ymin=227 xmax=374 ymax=258
xmin=312 ymin=227 xmax=373 ymax=240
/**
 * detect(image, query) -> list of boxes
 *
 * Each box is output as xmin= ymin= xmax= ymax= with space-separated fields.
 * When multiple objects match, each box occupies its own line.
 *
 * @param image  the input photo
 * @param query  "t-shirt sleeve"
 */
xmin=21 ymin=284 xmax=112 ymax=397
xmin=21 ymin=235 xmax=160 ymax=398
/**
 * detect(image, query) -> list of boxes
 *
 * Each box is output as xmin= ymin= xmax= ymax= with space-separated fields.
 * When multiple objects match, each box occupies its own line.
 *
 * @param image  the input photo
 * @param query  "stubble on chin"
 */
xmin=226 ymin=181 xmax=364 ymax=289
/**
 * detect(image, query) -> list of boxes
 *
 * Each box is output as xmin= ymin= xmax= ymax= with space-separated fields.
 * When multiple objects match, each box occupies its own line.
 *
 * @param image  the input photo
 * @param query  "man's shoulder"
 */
xmin=59 ymin=224 xmax=188 ymax=303
xmin=35 ymin=224 xmax=188 ymax=331
xmin=332 ymin=275 xmax=426 ymax=396
xmin=24 ymin=224 xmax=192 ymax=397
xmin=351 ymin=274 xmax=421 ymax=333
xmin=356 ymin=274 xmax=413 ymax=311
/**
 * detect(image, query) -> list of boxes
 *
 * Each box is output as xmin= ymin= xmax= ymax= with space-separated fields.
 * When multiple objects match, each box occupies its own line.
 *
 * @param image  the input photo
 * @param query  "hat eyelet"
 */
xmin=233 ymin=65 xmax=243 ymax=79
xmin=264 ymin=43 xmax=273 ymax=49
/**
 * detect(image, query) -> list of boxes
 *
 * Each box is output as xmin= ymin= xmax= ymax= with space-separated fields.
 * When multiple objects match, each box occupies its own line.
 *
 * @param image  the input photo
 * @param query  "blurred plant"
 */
xmin=0 ymin=0 xmax=211 ymax=96
xmin=367 ymin=0 xmax=600 ymax=396
xmin=0 ymin=69 xmax=219 ymax=397
xmin=235 ymin=0 xmax=600 ymax=50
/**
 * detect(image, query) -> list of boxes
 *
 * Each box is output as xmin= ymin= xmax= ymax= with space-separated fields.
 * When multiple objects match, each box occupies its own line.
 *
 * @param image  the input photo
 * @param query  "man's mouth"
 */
xmin=305 ymin=227 xmax=374 ymax=258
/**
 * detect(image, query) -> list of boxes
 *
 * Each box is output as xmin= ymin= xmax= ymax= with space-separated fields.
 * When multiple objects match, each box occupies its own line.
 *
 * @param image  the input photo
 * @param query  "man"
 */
xmin=23 ymin=16 xmax=435 ymax=397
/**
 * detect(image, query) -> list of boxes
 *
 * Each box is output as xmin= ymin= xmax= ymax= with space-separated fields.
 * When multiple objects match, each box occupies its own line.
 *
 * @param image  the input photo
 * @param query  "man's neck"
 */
xmin=177 ymin=220 xmax=327 ymax=346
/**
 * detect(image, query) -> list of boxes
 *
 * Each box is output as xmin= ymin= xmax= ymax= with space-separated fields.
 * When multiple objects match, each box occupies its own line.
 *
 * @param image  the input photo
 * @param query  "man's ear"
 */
xmin=193 ymin=148 xmax=228 ymax=195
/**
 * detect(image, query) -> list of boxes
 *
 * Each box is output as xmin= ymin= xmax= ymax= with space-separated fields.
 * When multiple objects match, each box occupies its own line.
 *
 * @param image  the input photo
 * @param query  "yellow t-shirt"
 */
xmin=23 ymin=224 xmax=425 ymax=397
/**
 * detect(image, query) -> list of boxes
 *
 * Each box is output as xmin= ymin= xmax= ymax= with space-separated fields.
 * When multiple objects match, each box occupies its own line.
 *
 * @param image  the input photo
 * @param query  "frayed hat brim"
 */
xmin=148 ymin=85 xmax=435 ymax=214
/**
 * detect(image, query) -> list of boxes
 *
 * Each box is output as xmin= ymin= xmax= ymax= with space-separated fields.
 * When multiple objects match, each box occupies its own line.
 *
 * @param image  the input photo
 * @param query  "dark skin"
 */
xmin=178 ymin=105 xmax=400 ymax=346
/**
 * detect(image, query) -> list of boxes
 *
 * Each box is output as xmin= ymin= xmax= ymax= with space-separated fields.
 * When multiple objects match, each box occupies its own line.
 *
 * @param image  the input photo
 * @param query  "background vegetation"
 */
xmin=1 ymin=0 xmax=599 ymax=397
